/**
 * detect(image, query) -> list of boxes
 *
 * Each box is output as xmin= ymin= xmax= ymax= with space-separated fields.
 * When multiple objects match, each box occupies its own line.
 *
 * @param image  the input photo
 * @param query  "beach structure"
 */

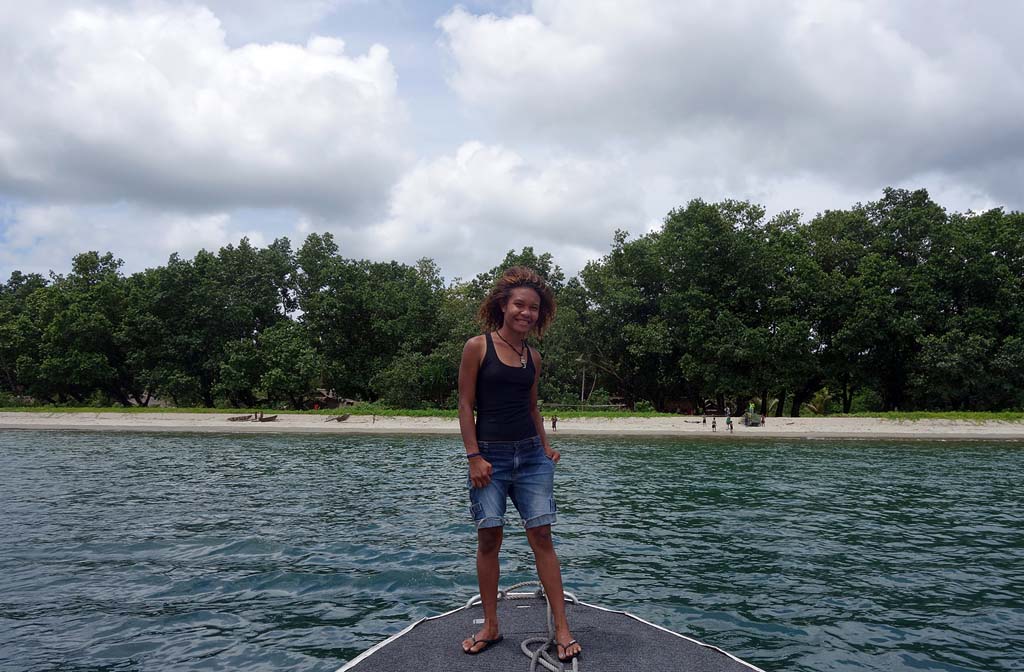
xmin=742 ymin=402 xmax=762 ymax=427
xmin=338 ymin=582 xmax=764 ymax=672
xmin=312 ymin=389 xmax=358 ymax=409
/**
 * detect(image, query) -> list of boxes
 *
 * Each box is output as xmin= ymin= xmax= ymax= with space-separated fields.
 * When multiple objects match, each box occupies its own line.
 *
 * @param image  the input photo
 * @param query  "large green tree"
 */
xmin=0 ymin=271 xmax=48 ymax=398
xmin=24 ymin=252 xmax=144 ymax=405
xmin=297 ymin=233 xmax=445 ymax=400
xmin=118 ymin=238 xmax=296 ymax=406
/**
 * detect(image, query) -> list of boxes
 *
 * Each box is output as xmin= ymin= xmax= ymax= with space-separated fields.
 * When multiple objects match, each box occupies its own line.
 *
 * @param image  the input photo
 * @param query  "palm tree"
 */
xmin=802 ymin=388 xmax=834 ymax=415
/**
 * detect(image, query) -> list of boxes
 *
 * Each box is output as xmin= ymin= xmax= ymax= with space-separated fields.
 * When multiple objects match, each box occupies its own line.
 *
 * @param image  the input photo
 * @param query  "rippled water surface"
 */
xmin=1 ymin=430 xmax=1022 ymax=671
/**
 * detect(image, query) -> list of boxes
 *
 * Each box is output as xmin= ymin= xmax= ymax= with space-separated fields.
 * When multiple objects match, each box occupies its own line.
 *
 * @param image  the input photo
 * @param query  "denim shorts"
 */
xmin=468 ymin=435 xmax=557 ymax=529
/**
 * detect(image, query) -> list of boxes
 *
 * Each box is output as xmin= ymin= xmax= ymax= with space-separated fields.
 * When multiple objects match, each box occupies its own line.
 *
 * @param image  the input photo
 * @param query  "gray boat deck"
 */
xmin=339 ymin=594 xmax=764 ymax=672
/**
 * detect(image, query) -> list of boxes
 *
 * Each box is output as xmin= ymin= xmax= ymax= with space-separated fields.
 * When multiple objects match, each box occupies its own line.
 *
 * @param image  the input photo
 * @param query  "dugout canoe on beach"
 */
xmin=337 ymin=582 xmax=765 ymax=672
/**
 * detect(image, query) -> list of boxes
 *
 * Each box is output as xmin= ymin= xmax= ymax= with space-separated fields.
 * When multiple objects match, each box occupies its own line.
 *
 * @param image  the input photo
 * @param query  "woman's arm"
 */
xmin=529 ymin=349 xmax=560 ymax=463
xmin=459 ymin=336 xmax=492 ymax=487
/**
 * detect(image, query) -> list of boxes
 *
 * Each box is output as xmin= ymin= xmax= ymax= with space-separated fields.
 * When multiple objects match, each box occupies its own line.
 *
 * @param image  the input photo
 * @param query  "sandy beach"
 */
xmin=1 ymin=411 xmax=1023 ymax=440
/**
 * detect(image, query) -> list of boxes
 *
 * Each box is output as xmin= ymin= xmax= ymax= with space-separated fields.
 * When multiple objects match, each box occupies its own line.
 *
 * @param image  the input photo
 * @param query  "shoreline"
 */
xmin=2 ymin=412 xmax=1023 ymax=441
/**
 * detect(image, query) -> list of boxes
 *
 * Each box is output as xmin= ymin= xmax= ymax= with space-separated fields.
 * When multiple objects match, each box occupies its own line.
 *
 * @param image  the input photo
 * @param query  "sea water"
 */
xmin=1 ymin=430 xmax=1021 ymax=671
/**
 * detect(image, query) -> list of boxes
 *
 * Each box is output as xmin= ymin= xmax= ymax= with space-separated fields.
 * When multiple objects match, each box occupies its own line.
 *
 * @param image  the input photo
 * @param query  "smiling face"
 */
xmin=500 ymin=286 xmax=541 ymax=337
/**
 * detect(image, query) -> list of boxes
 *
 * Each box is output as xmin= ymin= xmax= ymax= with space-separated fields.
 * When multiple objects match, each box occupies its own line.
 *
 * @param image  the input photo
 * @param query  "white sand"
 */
xmin=1 ymin=412 xmax=1023 ymax=440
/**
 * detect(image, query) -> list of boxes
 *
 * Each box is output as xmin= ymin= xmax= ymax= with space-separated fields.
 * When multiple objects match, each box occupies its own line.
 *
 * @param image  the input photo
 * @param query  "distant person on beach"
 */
xmin=726 ymin=416 xmax=733 ymax=433
xmin=552 ymin=416 xmax=558 ymax=431
xmin=702 ymin=416 xmax=707 ymax=426
xmin=712 ymin=417 xmax=717 ymax=432
xmin=457 ymin=266 xmax=580 ymax=662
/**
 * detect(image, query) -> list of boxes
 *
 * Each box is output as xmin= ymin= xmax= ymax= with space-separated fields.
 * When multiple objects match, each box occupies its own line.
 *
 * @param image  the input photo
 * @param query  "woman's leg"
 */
xmin=525 ymin=525 xmax=581 ymax=658
xmin=463 ymin=526 xmax=503 ymax=653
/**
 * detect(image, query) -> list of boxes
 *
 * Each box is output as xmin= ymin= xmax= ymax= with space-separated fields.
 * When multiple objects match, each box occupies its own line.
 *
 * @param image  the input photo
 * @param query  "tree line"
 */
xmin=1 ymin=188 xmax=1022 ymax=414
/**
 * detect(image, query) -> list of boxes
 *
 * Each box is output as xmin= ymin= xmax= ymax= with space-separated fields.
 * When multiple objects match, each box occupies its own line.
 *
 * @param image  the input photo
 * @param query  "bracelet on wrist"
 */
xmin=465 ymin=452 xmax=482 ymax=460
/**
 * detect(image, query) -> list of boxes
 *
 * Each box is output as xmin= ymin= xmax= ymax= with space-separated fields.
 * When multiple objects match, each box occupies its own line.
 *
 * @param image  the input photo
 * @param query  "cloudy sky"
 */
xmin=2 ymin=0 xmax=1022 ymax=282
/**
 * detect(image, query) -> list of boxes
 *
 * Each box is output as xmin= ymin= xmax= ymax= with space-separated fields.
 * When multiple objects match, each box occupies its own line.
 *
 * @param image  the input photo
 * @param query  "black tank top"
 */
xmin=475 ymin=332 xmax=537 ymax=441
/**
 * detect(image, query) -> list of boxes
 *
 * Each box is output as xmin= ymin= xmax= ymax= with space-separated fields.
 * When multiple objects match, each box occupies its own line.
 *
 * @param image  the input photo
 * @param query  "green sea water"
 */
xmin=1 ymin=430 xmax=1021 ymax=671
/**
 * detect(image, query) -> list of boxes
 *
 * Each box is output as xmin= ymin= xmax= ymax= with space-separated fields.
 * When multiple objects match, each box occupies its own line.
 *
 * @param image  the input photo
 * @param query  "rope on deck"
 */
xmin=513 ymin=581 xmax=584 ymax=672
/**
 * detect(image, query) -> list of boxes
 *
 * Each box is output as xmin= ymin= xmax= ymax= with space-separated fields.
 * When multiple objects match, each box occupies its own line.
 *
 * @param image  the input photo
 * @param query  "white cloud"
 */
xmin=0 ymin=203 xmax=270 ymax=277
xmin=0 ymin=2 xmax=408 ymax=218
xmin=190 ymin=0 xmax=350 ymax=44
xmin=348 ymin=141 xmax=645 ymax=280
xmin=158 ymin=212 xmax=263 ymax=254
xmin=439 ymin=0 xmax=1024 ymax=209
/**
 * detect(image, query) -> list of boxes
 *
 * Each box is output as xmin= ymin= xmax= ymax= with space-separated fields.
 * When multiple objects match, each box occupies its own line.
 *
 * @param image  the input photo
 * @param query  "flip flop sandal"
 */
xmin=464 ymin=634 xmax=504 ymax=655
xmin=557 ymin=639 xmax=582 ymax=662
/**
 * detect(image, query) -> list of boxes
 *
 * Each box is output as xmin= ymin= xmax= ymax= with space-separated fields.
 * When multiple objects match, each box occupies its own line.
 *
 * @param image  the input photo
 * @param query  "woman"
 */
xmin=457 ymin=266 xmax=581 ymax=662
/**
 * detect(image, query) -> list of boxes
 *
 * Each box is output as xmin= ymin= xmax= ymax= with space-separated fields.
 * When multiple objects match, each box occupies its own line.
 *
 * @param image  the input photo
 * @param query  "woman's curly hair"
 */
xmin=478 ymin=266 xmax=556 ymax=338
